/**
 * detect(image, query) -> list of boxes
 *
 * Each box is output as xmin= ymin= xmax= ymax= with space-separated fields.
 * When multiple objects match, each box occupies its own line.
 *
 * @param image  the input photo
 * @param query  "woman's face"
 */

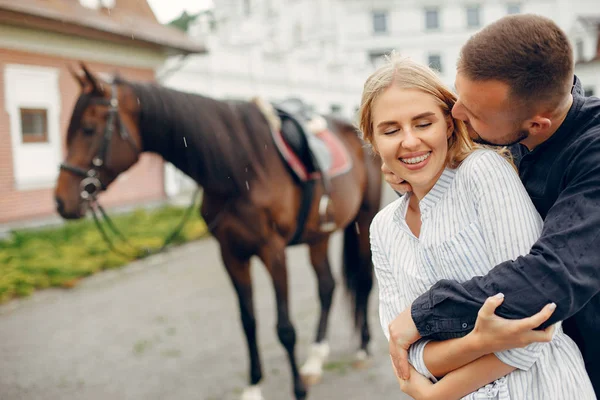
xmin=372 ymin=86 xmax=453 ymax=199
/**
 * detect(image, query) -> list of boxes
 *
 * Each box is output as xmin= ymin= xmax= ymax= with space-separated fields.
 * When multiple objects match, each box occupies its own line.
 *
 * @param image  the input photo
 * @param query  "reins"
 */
xmin=60 ymin=81 xmax=226 ymax=259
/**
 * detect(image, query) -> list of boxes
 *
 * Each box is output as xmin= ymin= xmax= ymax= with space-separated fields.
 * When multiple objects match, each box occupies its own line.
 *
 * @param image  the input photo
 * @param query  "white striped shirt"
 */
xmin=371 ymin=149 xmax=595 ymax=399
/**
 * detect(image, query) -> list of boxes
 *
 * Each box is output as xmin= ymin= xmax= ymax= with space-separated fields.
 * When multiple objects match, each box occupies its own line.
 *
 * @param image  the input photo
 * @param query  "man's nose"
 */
xmin=451 ymin=102 xmax=467 ymax=121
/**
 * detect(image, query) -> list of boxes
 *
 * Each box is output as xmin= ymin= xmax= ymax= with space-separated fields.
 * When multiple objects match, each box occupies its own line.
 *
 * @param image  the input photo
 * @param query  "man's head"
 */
xmin=452 ymin=14 xmax=574 ymax=148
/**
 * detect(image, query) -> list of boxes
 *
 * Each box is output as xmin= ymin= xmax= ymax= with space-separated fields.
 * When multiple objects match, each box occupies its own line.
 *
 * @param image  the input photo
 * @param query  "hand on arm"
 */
xmin=420 ymin=292 xmax=556 ymax=377
xmin=398 ymin=354 xmax=516 ymax=400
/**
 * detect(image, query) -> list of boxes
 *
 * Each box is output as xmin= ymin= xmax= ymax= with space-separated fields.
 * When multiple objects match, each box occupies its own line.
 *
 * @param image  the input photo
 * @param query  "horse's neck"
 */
xmin=136 ymin=87 xmax=267 ymax=196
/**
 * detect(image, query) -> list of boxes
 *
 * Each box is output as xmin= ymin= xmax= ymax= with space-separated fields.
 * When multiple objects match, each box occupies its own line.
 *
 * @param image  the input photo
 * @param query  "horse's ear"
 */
xmin=67 ymin=64 xmax=86 ymax=88
xmin=79 ymin=62 xmax=105 ymax=95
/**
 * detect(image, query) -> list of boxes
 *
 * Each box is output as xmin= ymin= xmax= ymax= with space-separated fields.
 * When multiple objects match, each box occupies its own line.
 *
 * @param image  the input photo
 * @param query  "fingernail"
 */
xmin=495 ymin=293 xmax=504 ymax=299
xmin=548 ymin=303 xmax=556 ymax=310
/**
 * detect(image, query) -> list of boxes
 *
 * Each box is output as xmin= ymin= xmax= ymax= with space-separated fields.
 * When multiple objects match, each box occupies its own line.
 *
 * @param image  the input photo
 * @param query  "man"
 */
xmin=384 ymin=14 xmax=600 ymax=394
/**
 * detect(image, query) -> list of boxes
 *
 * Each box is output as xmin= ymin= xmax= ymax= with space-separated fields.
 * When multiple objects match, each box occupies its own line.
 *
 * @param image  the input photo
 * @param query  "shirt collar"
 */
xmin=392 ymin=167 xmax=457 ymax=231
xmin=419 ymin=168 xmax=457 ymax=214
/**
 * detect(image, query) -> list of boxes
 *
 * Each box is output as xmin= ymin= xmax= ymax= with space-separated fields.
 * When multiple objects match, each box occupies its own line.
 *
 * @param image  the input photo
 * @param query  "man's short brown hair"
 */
xmin=457 ymin=14 xmax=574 ymax=112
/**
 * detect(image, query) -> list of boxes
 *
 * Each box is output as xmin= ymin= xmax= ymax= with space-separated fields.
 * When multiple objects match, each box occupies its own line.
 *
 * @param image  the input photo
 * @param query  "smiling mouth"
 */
xmin=400 ymin=152 xmax=431 ymax=164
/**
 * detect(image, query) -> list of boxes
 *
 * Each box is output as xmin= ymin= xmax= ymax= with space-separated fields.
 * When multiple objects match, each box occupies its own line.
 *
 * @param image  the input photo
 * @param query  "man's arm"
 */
xmin=408 ymin=293 xmax=555 ymax=379
xmin=412 ymin=143 xmax=600 ymax=340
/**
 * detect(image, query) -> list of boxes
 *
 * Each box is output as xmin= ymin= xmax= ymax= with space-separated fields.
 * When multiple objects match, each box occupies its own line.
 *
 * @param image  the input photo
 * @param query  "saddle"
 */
xmin=272 ymin=98 xmax=338 ymax=234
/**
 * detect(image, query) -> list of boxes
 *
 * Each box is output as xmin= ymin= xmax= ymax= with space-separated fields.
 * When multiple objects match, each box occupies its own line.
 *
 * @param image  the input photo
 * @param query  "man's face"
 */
xmin=452 ymin=72 xmax=529 ymax=146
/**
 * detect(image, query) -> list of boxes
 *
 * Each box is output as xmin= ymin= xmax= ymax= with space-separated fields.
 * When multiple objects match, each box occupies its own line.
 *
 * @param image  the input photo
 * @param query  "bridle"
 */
xmin=59 ymin=82 xmax=140 ymax=201
xmin=57 ymin=81 xmax=204 ymax=258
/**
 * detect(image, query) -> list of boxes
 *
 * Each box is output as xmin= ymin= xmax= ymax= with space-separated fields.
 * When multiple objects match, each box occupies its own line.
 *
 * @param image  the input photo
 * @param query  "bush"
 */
xmin=0 ymin=204 xmax=208 ymax=304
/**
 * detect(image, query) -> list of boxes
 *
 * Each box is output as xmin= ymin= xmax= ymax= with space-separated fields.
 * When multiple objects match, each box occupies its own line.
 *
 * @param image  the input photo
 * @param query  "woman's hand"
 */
xmin=394 ymin=361 xmax=436 ymax=400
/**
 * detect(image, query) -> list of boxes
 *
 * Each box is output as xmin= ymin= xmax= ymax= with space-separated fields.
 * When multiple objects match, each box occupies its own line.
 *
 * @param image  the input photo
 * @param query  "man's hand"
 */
xmin=389 ymin=307 xmax=421 ymax=380
xmin=468 ymin=293 xmax=557 ymax=354
xmin=381 ymin=163 xmax=412 ymax=194
xmin=395 ymin=362 xmax=435 ymax=400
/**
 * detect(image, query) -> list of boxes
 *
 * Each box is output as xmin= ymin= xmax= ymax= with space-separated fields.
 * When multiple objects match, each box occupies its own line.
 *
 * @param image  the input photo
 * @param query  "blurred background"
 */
xmin=0 ymin=1 xmax=599 ymax=399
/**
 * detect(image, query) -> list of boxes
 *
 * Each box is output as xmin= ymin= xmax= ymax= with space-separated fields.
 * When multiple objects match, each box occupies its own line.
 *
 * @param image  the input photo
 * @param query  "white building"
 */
xmin=339 ymin=0 xmax=600 ymax=87
xmin=160 ymin=0 xmax=600 ymax=196
xmin=570 ymin=16 xmax=600 ymax=97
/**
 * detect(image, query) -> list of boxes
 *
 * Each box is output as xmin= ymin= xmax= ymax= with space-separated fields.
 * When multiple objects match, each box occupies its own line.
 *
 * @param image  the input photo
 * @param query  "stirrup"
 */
xmin=318 ymin=194 xmax=336 ymax=232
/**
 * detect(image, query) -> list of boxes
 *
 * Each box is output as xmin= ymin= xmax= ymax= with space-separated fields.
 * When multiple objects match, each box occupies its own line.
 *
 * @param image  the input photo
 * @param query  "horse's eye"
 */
xmin=82 ymin=126 xmax=96 ymax=136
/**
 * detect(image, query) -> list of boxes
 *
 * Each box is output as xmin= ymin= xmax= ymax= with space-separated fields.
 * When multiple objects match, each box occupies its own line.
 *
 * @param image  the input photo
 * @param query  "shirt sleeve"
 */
xmin=411 ymin=142 xmax=600 ymax=341
xmin=370 ymin=214 xmax=404 ymax=342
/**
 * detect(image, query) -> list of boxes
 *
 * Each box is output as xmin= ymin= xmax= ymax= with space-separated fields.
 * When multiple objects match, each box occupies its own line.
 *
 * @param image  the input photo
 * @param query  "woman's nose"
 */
xmin=401 ymin=130 xmax=421 ymax=149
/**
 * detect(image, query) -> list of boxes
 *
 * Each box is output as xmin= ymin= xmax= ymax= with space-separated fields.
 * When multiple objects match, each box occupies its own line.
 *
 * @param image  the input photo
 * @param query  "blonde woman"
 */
xmin=362 ymin=55 xmax=595 ymax=399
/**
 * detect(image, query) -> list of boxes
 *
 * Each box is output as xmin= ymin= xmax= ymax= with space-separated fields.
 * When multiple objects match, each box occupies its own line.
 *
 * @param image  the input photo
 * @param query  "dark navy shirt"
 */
xmin=411 ymin=77 xmax=600 ymax=392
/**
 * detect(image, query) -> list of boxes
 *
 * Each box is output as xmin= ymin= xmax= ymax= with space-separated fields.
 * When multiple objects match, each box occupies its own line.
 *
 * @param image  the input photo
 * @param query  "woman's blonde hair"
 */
xmin=358 ymin=53 xmax=476 ymax=169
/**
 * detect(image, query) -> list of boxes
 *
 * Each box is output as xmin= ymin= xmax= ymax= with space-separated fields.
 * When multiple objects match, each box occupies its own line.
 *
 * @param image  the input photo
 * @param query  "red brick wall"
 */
xmin=0 ymin=48 xmax=166 ymax=224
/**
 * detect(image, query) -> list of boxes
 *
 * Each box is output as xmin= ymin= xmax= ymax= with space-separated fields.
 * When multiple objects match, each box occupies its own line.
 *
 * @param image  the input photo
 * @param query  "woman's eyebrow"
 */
xmin=412 ymin=112 xmax=435 ymax=120
xmin=376 ymin=112 xmax=437 ymax=129
xmin=376 ymin=120 xmax=398 ymax=129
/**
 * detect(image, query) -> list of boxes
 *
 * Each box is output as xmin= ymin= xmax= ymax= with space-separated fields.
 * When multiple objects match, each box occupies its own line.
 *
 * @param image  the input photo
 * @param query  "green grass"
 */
xmin=0 ymin=204 xmax=208 ymax=304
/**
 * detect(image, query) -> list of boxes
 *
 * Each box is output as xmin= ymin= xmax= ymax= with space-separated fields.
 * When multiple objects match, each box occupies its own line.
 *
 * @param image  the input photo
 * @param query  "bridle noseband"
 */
xmin=60 ymin=83 xmax=140 ymax=201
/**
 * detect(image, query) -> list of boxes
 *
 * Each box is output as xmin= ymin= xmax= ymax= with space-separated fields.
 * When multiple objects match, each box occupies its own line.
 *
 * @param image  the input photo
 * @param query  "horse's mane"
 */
xmin=118 ymin=77 xmax=271 ymax=196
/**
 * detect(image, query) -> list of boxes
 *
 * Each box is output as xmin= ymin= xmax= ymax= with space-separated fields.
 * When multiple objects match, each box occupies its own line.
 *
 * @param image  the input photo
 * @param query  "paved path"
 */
xmin=0 ymin=188 xmax=410 ymax=400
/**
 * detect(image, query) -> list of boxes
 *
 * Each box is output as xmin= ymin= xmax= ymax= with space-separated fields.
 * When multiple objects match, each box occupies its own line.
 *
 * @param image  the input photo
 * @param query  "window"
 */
xmin=428 ymin=54 xmax=443 ymax=73
xmin=576 ymin=40 xmax=585 ymax=62
xmin=4 ymin=64 xmax=61 ymax=190
xmin=20 ymin=108 xmax=48 ymax=143
xmin=506 ymin=3 xmax=521 ymax=14
xmin=584 ymin=88 xmax=595 ymax=97
xmin=425 ymin=8 xmax=439 ymax=30
xmin=466 ymin=5 xmax=481 ymax=28
xmin=369 ymin=50 xmax=390 ymax=67
xmin=373 ymin=11 xmax=388 ymax=34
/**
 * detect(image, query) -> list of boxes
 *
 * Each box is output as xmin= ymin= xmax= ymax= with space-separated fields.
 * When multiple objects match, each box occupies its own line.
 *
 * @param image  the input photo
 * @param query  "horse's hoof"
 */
xmin=351 ymin=349 xmax=372 ymax=369
xmin=241 ymin=385 xmax=265 ymax=400
xmin=301 ymin=372 xmax=322 ymax=386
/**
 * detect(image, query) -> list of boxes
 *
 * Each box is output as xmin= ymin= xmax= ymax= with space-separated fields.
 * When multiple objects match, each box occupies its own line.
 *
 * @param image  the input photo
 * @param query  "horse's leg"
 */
xmin=258 ymin=240 xmax=307 ymax=400
xmin=221 ymin=249 xmax=265 ymax=400
xmin=300 ymin=237 xmax=334 ymax=385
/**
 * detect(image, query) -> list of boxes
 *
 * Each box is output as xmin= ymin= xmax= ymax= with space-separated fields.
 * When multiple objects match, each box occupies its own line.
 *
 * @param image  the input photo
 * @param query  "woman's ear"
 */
xmin=446 ymin=115 xmax=455 ymax=139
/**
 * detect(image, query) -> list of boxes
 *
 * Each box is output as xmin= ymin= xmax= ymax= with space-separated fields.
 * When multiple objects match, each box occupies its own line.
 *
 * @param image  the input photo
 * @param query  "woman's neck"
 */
xmin=406 ymin=194 xmax=422 ymax=238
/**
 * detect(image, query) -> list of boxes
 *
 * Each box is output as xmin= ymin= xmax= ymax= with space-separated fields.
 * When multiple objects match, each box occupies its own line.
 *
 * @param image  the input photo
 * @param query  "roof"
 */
xmin=0 ymin=0 xmax=206 ymax=55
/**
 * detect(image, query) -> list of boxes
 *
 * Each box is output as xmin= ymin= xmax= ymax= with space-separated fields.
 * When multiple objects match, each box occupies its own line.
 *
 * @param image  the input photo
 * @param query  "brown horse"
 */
xmin=54 ymin=64 xmax=382 ymax=400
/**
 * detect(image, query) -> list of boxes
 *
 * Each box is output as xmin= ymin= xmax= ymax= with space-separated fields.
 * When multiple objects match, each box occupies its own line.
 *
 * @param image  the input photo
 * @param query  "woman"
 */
xmin=361 ymin=55 xmax=595 ymax=399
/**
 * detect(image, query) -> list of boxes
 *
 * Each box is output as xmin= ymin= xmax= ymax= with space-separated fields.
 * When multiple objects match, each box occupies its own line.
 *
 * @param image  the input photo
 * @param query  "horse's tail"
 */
xmin=342 ymin=218 xmax=374 ymax=330
xmin=342 ymin=149 xmax=382 ymax=332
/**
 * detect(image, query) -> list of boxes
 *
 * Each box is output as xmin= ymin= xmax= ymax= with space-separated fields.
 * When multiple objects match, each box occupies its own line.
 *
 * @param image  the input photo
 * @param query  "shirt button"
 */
xmin=462 ymin=322 xmax=468 ymax=329
xmin=425 ymin=324 xmax=431 ymax=331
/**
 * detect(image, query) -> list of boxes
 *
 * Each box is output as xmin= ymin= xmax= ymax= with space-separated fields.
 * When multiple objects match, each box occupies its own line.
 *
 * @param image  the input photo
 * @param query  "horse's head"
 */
xmin=54 ymin=63 xmax=142 ymax=219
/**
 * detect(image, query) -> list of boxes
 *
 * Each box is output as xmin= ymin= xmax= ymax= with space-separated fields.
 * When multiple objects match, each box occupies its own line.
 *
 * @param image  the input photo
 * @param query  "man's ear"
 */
xmin=526 ymin=116 xmax=552 ymax=136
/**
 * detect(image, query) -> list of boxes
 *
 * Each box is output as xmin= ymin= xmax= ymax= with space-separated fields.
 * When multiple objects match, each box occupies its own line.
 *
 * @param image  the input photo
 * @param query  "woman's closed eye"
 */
xmin=383 ymin=128 xmax=400 ymax=135
xmin=416 ymin=122 xmax=432 ymax=129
